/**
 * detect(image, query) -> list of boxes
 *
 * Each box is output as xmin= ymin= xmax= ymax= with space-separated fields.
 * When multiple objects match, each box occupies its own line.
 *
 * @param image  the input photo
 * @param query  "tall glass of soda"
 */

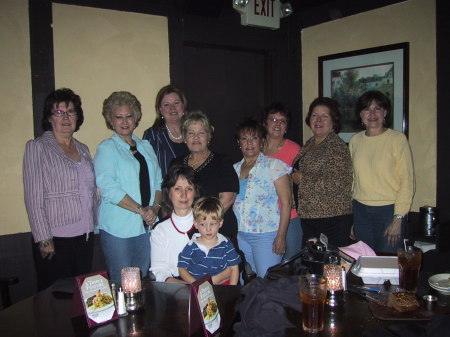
xmin=299 ymin=274 xmax=327 ymax=333
xmin=397 ymin=246 xmax=422 ymax=292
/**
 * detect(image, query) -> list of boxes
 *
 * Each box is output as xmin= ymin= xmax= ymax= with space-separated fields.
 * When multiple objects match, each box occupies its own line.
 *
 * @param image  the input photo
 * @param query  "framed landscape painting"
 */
xmin=319 ymin=42 xmax=409 ymax=142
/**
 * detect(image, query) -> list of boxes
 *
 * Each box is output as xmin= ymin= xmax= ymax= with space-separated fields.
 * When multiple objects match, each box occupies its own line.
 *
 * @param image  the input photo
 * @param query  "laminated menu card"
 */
xmin=189 ymin=275 xmax=222 ymax=336
xmin=71 ymin=271 xmax=118 ymax=328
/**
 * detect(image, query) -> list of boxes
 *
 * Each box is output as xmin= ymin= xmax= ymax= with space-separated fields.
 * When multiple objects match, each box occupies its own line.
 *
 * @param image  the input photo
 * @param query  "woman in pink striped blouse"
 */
xmin=23 ymin=88 xmax=98 ymax=291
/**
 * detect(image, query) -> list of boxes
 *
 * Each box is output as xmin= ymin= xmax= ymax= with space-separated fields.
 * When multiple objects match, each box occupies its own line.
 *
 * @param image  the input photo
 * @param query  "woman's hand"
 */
xmin=349 ymin=226 xmax=356 ymax=241
xmin=273 ymin=174 xmax=291 ymax=255
xmin=291 ymin=169 xmax=302 ymax=185
xmin=384 ymin=218 xmax=402 ymax=247
xmin=39 ymin=239 xmax=55 ymax=260
xmin=272 ymin=234 xmax=287 ymax=255
xmin=141 ymin=206 xmax=157 ymax=226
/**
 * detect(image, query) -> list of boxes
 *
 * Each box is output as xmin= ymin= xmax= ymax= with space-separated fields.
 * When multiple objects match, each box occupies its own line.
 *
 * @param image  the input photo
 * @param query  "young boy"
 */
xmin=178 ymin=197 xmax=241 ymax=285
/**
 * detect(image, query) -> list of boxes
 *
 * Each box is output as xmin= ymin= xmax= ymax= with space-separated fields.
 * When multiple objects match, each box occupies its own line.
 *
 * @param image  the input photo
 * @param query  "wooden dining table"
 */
xmin=0 ymin=272 xmax=447 ymax=337
xmin=0 ymin=279 xmax=241 ymax=337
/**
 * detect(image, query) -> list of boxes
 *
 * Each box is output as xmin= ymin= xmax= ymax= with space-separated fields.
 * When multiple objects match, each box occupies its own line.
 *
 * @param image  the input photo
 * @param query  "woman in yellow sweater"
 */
xmin=349 ymin=91 xmax=414 ymax=253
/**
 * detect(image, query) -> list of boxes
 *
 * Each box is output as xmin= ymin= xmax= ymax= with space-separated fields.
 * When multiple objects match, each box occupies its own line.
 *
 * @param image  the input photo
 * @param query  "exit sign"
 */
xmin=239 ymin=0 xmax=281 ymax=29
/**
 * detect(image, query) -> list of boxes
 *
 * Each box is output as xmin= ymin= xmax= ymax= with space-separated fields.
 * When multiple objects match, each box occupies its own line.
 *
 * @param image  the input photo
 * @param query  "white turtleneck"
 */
xmin=150 ymin=211 xmax=194 ymax=281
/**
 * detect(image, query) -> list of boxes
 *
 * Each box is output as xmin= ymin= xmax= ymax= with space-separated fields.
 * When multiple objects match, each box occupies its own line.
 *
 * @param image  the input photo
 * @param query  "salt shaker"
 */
xmin=117 ymin=287 xmax=128 ymax=316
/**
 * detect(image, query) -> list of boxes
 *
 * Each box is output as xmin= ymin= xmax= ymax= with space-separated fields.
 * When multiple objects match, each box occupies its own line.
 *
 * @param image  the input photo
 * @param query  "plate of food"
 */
xmin=85 ymin=290 xmax=114 ymax=313
xmin=202 ymin=299 xmax=218 ymax=323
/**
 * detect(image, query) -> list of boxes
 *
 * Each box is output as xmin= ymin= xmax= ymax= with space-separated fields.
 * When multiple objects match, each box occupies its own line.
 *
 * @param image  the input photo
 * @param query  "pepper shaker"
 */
xmin=110 ymin=283 xmax=117 ymax=307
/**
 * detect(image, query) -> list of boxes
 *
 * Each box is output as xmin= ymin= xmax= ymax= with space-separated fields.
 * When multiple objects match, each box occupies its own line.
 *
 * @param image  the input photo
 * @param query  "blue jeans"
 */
xmin=284 ymin=217 xmax=302 ymax=259
xmin=237 ymin=231 xmax=282 ymax=278
xmin=99 ymin=230 xmax=150 ymax=285
xmin=352 ymin=200 xmax=405 ymax=253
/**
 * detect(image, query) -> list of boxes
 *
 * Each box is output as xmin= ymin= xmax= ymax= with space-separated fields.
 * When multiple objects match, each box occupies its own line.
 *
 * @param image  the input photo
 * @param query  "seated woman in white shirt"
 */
xmin=150 ymin=164 xmax=231 ymax=283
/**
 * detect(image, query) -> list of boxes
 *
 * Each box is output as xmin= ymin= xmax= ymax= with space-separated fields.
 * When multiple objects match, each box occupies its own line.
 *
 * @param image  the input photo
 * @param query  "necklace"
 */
xmin=166 ymin=126 xmax=183 ymax=140
xmin=188 ymin=151 xmax=210 ymax=169
xmin=129 ymin=145 xmax=139 ymax=155
xmin=170 ymin=215 xmax=194 ymax=234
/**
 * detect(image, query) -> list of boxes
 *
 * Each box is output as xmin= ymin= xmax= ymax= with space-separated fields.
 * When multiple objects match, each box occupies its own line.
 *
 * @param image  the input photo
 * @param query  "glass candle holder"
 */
xmin=121 ymin=267 xmax=142 ymax=294
xmin=121 ymin=267 xmax=143 ymax=312
xmin=324 ymin=264 xmax=344 ymax=307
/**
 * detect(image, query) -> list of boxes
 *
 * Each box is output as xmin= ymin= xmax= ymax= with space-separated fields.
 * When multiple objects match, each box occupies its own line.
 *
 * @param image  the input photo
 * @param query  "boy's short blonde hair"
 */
xmin=193 ymin=197 xmax=224 ymax=221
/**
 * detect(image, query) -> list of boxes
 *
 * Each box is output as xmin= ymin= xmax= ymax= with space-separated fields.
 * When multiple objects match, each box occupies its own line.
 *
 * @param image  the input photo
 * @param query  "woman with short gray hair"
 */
xmin=171 ymin=110 xmax=239 ymax=242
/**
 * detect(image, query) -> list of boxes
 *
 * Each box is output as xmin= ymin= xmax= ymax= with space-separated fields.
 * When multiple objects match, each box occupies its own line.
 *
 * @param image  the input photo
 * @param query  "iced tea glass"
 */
xmin=397 ymin=246 xmax=422 ymax=292
xmin=299 ymin=274 xmax=327 ymax=333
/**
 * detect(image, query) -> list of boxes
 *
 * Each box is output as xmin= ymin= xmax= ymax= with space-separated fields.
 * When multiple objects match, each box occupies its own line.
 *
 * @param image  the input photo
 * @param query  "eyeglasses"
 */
xmin=267 ymin=117 xmax=287 ymax=125
xmin=53 ymin=109 xmax=77 ymax=117
xmin=161 ymin=101 xmax=182 ymax=110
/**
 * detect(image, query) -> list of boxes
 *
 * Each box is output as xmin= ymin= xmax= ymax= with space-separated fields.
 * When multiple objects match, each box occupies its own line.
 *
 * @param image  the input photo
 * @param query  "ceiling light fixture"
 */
xmin=280 ymin=2 xmax=293 ymax=18
xmin=233 ymin=0 xmax=250 ymax=8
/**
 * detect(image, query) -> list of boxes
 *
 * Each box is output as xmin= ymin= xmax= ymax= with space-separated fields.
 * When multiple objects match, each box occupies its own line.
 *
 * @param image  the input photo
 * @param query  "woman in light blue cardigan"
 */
xmin=94 ymin=91 xmax=162 ymax=284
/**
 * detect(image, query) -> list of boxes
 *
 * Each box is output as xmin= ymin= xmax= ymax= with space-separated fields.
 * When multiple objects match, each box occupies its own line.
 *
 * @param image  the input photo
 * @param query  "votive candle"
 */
xmin=121 ymin=267 xmax=142 ymax=293
xmin=324 ymin=264 xmax=343 ymax=291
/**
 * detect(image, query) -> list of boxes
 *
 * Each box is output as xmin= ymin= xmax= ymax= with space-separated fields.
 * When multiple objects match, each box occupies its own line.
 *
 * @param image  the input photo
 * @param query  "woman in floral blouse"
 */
xmin=292 ymin=97 xmax=353 ymax=248
xmin=233 ymin=119 xmax=291 ymax=277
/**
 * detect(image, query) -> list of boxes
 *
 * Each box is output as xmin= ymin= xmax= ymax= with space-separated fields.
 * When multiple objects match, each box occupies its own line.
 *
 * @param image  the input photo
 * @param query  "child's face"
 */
xmin=194 ymin=215 xmax=223 ymax=242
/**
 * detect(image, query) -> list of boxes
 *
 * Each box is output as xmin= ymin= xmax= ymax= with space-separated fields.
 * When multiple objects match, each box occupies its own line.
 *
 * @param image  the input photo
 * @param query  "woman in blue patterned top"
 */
xmin=233 ymin=119 xmax=292 ymax=277
xmin=143 ymin=85 xmax=189 ymax=178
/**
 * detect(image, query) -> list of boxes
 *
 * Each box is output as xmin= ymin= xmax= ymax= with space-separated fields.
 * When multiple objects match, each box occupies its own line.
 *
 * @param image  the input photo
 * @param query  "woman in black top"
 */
xmin=171 ymin=111 xmax=239 ymax=239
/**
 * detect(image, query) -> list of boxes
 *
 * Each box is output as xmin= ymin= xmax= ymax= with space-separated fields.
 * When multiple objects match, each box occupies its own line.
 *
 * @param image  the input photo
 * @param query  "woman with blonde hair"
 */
xmin=94 ymin=91 xmax=162 ymax=284
xmin=171 ymin=110 xmax=239 ymax=241
xmin=143 ymin=85 xmax=189 ymax=178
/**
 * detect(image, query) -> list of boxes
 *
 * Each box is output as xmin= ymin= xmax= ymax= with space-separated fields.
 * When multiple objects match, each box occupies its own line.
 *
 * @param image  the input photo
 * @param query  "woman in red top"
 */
xmin=262 ymin=103 xmax=301 ymax=259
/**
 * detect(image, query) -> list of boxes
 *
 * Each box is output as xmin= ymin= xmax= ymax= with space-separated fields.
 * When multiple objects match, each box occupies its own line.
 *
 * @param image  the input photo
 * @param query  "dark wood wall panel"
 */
xmin=0 ymin=233 xmax=106 ymax=305
xmin=183 ymin=43 xmax=268 ymax=162
xmin=436 ymin=0 xmax=450 ymax=223
xmin=0 ymin=233 xmax=37 ymax=304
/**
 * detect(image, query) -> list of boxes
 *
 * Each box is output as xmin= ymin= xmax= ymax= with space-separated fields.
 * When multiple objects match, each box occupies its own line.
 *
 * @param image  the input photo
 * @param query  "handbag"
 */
xmin=265 ymin=236 xmax=341 ymax=280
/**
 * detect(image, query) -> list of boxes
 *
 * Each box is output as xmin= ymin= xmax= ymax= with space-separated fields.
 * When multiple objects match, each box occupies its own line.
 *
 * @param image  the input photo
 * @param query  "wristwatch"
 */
xmin=394 ymin=214 xmax=404 ymax=219
xmin=39 ymin=239 xmax=51 ymax=248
